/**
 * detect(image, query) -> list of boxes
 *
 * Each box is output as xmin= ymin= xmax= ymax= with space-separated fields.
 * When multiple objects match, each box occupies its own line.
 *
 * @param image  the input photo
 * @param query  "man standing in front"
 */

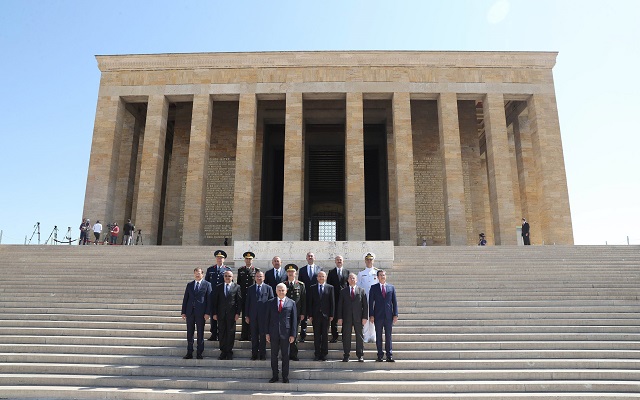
xmin=92 ymin=220 xmax=102 ymax=244
xmin=337 ymin=273 xmax=368 ymax=362
xmin=522 ymin=218 xmax=531 ymax=245
xmin=327 ymin=254 xmax=349 ymax=343
xmin=245 ymin=269 xmax=273 ymax=360
xmin=211 ymin=270 xmax=242 ymax=360
xmin=265 ymin=256 xmax=286 ymax=293
xmin=284 ymin=264 xmax=306 ymax=361
xmin=266 ymin=283 xmax=298 ymax=384
xmin=357 ymin=252 xmax=378 ymax=343
xmin=123 ymin=219 xmax=135 ymax=245
xmin=308 ymin=270 xmax=334 ymax=361
xmin=237 ymin=251 xmax=258 ymax=341
xmin=298 ymin=252 xmax=320 ymax=343
xmin=368 ymin=269 xmax=398 ymax=362
xmin=205 ymin=250 xmax=230 ymax=341
xmin=181 ymin=267 xmax=212 ymax=360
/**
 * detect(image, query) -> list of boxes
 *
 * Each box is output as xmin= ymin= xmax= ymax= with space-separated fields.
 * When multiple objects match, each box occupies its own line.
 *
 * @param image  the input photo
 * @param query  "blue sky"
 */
xmin=0 ymin=0 xmax=638 ymax=245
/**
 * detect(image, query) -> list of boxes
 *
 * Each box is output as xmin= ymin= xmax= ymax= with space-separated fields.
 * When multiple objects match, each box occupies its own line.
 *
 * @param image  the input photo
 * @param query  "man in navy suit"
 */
xmin=368 ymin=270 xmax=398 ymax=362
xmin=244 ymin=269 xmax=274 ymax=360
xmin=266 ymin=283 xmax=298 ymax=383
xmin=308 ymin=270 xmax=334 ymax=361
xmin=181 ymin=267 xmax=212 ymax=359
xmin=298 ymin=252 xmax=321 ymax=342
xmin=265 ymin=256 xmax=286 ymax=293
xmin=212 ymin=270 xmax=242 ymax=360
xmin=326 ymin=255 xmax=349 ymax=342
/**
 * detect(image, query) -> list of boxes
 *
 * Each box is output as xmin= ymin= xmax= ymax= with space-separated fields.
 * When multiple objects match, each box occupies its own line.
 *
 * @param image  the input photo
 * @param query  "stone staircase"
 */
xmin=0 ymin=244 xmax=639 ymax=399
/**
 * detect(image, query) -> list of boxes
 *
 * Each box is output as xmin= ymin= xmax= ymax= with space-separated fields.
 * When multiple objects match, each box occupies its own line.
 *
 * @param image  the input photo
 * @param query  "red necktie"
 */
xmin=382 ymin=284 xmax=386 ymax=298
xmin=351 ymin=287 xmax=355 ymax=300
xmin=278 ymin=299 xmax=283 ymax=313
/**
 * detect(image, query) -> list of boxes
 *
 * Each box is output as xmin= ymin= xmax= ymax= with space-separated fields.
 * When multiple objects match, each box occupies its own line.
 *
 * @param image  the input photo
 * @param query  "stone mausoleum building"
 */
xmin=83 ymin=51 xmax=573 ymax=246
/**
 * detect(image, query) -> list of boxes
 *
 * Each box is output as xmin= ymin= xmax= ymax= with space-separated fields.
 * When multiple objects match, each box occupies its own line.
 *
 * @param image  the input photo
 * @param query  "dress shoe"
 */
xmin=329 ymin=338 xmax=338 ymax=343
xmin=342 ymin=356 xmax=349 ymax=362
xmin=227 ymin=355 xmax=233 ymax=360
xmin=269 ymin=377 xmax=279 ymax=383
xmin=290 ymin=356 xmax=299 ymax=361
xmin=251 ymin=355 xmax=258 ymax=361
xmin=196 ymin=354 xmax=203 ymax=360
xmin=298 ymin=338 xmax=305 ymax=343
xmin=218 ymin=354 xmax=227 ymax=360
xmin=208 ymin=335 xmax=216 ymax=341
xmin=358 ymin=356 xmax=364 ymax=362
xmin=183 ymin=353 xmax=193 ymax=359
xmin=259 ymin=356 xmax=266 ymax=360
xmin=320 ymin=356 xmax=327 ymax=361
xmin=376 ymin=357 xmax=384 ymax=362
xmin=386 ymin=357 xmax=395 ymax=362
xmin=313 ymin=356 xmax=320 ymax=361
xmin=282 ymin=377 xmax=289 ymax=383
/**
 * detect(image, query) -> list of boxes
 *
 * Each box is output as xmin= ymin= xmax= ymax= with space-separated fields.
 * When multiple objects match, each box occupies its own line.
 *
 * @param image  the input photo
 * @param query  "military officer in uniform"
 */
xmin=284 ymin=263 xmax=306 ymax=361
xmin=237 ymin=251 xmax=257 ymax=341
xmin=205 ymin=250 xmax=230 ymax=341
xmin=357 ymin=252 xmax=378 ymax=343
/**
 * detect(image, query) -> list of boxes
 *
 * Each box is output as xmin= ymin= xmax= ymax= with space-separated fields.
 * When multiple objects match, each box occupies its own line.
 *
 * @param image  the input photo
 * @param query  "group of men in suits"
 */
xmin=180 ymin=249 xmax=399 ymax=383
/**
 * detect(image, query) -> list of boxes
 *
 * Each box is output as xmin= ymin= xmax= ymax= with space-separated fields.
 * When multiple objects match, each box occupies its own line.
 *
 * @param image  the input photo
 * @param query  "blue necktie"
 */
xmin=195 ymin=281 xmax=199 ymax=292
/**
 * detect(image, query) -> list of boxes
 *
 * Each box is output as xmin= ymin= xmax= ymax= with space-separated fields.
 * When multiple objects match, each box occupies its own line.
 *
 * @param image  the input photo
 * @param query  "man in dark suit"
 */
xmin=308 ymin=270 xmax=334 ymax=361
xmin=336 ymin=273 xmax=368 ymax=362
xmin=181 ymin=267 xmax=212 ymax=359
xmin=244 ymin=269 xmax=274 ymax=360
xmin=265 ymin=256 xmax=286 ymax=293
xmin=205 ymin=250 xmax=230 ymax=341
xmin=326 ymin=255 xmax=349 ymax=343
xmin=284 ymin=263 xmax=306 ymax=361
xmin=266 ymin=283 xmax=298 ymax=383
xmin=368 ymin=270 xmax=398 ymax=362
xmin=522 ymin=218 xmax=531 ymax=245
xmin=211 ymin=270 xmax=242 ymax=360
xmin=298 ymin=252 xmax=321 ymax=342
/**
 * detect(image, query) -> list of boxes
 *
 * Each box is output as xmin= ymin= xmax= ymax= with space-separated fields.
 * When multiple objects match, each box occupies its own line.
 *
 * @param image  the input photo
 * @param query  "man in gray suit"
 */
xmin=266 ymin=283 xmax=298 ymax=383
xmin=336 ymin=273 xmax=368 ymax=362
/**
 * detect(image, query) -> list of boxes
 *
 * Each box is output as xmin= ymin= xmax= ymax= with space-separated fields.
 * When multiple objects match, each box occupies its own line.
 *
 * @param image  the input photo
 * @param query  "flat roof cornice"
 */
xmin=96 ymin=50 xmax=558 ymax=72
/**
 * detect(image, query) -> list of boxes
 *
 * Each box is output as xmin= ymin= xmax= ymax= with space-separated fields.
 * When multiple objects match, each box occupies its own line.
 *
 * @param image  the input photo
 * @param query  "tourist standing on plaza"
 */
xmin=478 ymin=233 xmax=487 ymax=246
xmin=327 ymin=255 xmax=349 ymax=343
xmin=211 ymin=270 xmax=242 ymax=360
xmin=109 ymin=222 xmax=119 ymax=245
xmin=368 ymin=270 xmax=398 ymax=362
xmin=298 ymin=252 xmax=321 ymax=343
xmin=205 ymin=250 xmax=230 ymax=341
xmin=522 ymin=218 xmax=531 ymax=245
xmin=245 ymin=269 xmax=273 ymax=360
xmin=92 ymin=220 xmax=102 ymax=244
xmin=79 ymin=218 xmax=90 ymax=245
xmin=284 ymin=264 xmax=306 ymax=361
xmin=265 ymin=256 xmax=286 ymax=293
xmin=357 ymin=252 xmax=378 ymax=342
xmin=266 ymin=283 xmax=298 ymax=383
xmin=123 ymin=219 xmax=135 ymax=245
xmin=237 ymin=251 xmax=258 ymax=341
xmin=308 ymin=270 xmax=334 ymax=361
xmin=181 ymin=267 xmax=211 ymax=359
xmin=337 ymin=273 xmax=368 ymax=362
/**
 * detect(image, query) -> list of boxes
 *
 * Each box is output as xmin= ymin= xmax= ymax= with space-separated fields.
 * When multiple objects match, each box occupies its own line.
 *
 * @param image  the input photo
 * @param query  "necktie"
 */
xmin=278 ymin=299 xmax=283 ymax=312
xmin=351 ymin=287 xmax=355 ymax=300
xmin=319 ymin=284 xmax=323 ymax=297
xmin=382 ymin=284 xmax=386 ymax=298
xmin=275 ymin=270 xmax=279 ymax=281
xmin=257 ymin=285 xmax=261 ymax=296
xmin=225 ymin=284 xmax=229 ymax=297
xmin=308 ymin=265 xmax=312 ymax=277
xmin=195 ymin=281 xmax=199 ymax=291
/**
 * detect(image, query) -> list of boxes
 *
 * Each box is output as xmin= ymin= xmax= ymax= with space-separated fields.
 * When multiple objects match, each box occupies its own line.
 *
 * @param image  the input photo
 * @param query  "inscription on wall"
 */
xmin=204 ymin=157 xmax=235 ymax=242
xmin=414 ymin=156 xmax=445 ymax=245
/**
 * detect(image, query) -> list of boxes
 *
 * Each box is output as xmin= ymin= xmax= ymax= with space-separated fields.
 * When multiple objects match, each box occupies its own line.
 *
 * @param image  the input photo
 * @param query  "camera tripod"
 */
xmin=44 ymin=226 xmax=59 ymax=245
xmin=27 ymin=222 xmax=40 ymax=245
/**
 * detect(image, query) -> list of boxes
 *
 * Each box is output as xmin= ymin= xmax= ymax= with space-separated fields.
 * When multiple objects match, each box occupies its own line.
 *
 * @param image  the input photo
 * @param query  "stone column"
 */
xmin=438 ymin=93 xmax=467 ymax=245
xmin=231 ymin=93 xmax=258 ymax=242
xmin=527 ymin=94 xmax=574 ymax=245
xmin=83 ymin=95 xmax=125 ymax=225
xmin=512 ymin=111 xmax=540 ymax=243
xmin=282 ymin=92 xmax=304 ymax=240
xmin=182 ymin=95 xmax=212 ymax=245
xmin=483 ymin=93 xmax=517 ymax=245
xmin=135 ymin=95 xmax=169 ymax=245
xmin=392 ymin=92 xmax=417 ymax=246
xmin=345 ymin=92 xmax=366 ymax=240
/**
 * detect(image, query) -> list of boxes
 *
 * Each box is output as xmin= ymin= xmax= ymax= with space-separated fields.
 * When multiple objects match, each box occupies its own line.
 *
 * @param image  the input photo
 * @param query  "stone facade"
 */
xmin=83 ymin=51 xmax=574 ymax=246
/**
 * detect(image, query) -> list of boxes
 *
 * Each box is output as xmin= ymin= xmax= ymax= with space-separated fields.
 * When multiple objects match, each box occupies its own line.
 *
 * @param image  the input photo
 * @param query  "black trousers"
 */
xmin=250 ymin=321 xmax=267 ymax=358
xmin=217 ymin=316 xmax=236 ymax=357
xmin=270 ymin=334 xmax=290 ymax=379
xmin=312 ymin=315 xmax=330 ymax=357
xmin=185 ymin=313 xmax=206 ymax=355
xmin=342 ymin=319 xmax=364 ymax=357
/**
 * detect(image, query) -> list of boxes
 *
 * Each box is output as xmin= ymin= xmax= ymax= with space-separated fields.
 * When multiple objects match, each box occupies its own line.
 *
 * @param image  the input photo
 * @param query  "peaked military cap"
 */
xmin=285 ymin=263 xmax=298 ymax=272
xmin=243 ymin=251 xmax=255 ymax=259
xmin=214 ymin=249 xmax=227 ymax=258
xmin=364 ymin=252 xmax=376 ymax=260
